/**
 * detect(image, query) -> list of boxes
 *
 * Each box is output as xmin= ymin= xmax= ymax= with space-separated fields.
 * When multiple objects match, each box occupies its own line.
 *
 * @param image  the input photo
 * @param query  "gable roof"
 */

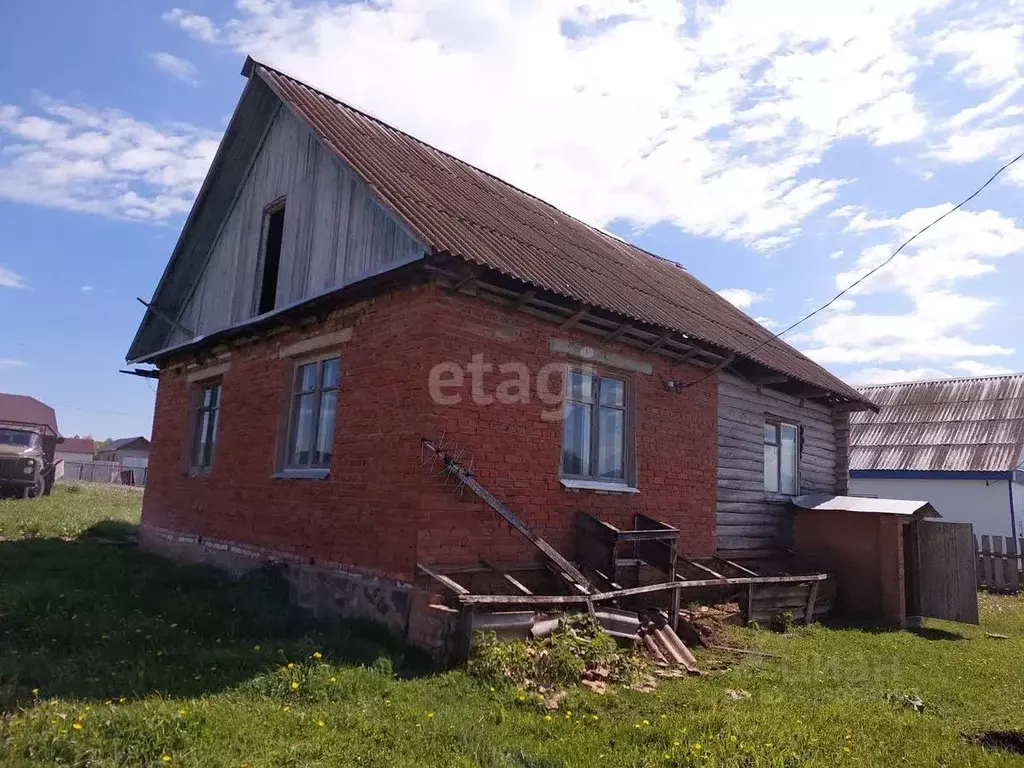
xmin=97 ymin=436 xmax=151 ymax=454
xmin=0 ymin=393 xmax=58 ymax=436
xmin=58 ymin=437 xmax=96 ymax=455
xmin=851 ymin=374 xmax=1024 ymax=473
xmin=133 ymin=57 xmax=867 ymax=405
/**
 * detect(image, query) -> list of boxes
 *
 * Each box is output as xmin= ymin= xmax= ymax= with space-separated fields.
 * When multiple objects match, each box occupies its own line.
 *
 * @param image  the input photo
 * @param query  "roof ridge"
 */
xmin=859 ymin=372 xmax=1024 ymax=390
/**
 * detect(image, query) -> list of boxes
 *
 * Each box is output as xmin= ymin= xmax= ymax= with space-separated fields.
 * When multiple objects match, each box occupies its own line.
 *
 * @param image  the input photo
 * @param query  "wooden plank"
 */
xmin=559 ymin=304 xmax=589 ymax=330
xmin=746 ymin=582 xmax=755 ymax=625
xmin=1006 ymin=537 xmax=1020 ymax=592
xmin=911 ymin=521 xmax=979 ymax=624
xmin=993 ymin=537 xmax=1006 ymax=590
xmin=982 ymin=535 xmax=995 ymax=588
xmin=423 ymin=438 xmax=593 ymax=592
xmin=685 ymin=559 xmax=726 ymax=579
xmin=804 ymin=580 xmax=819 ymax=625
xmin=721 ymin=559 xmax=760 ymax=577
xmin=417 ymin=563 xmax=470 ymax=596
xmin=479 ymin=559 xmax=534 ymax=596
xmin=975 ymin=535 xmax=984 ymax=589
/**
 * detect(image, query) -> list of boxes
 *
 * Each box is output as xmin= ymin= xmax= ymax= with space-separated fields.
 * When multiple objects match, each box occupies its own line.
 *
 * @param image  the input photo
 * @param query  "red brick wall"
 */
xmin=143 ymin=282 xmax=718 ymax=582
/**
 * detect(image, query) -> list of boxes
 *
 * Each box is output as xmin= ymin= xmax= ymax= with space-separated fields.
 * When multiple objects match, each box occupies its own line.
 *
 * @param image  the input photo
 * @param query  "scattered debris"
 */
xmin=963 ymin=731 xmax=1024 ymax=754
xmin=639 ymin=615 xmax=701 ymax=675
xmin=677 ymin=602 xmax=742 ymax=647
xmin=726 ymin=689 xmax=751 ymax=701
xmin=884 ymin=692 xmax=925 ymax=714
xmin=986 ymin=633 xmax=1010 ymax=640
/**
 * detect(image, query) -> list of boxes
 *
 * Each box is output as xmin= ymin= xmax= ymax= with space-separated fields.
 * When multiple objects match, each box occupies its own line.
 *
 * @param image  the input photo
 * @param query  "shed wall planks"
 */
xmin=170 ymin=107 xmax=424 ymax=347
xmin=716 ymin=374 xmax=838 ymax=553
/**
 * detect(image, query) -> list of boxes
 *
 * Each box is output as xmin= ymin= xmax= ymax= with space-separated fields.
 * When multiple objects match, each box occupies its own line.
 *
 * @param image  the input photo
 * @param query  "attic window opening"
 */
xmin=256 ymin=200 xmax=286 ymax=315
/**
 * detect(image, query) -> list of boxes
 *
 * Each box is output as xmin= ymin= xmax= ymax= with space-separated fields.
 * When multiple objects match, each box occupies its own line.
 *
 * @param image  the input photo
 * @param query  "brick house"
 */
xmin=129 ymin=59 xmax=884 ymax=642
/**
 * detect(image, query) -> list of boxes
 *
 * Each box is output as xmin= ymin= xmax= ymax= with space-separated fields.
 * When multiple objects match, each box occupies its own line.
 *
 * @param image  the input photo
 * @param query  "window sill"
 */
xmin=272 ymin=468 xmax=330 ymax=480
xmin=560 ymin=478 xmax=639 ymax=494
xmin=186 ymin=467 xmax=213 ymax=477
xmin=765 ymin=492 xmax=798 ymax=504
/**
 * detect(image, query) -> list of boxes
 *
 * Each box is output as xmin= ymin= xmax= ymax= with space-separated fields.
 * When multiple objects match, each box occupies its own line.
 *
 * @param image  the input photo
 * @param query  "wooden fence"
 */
xmin=58 ymin=460 xmax=148 ymax=487
xmin=976 ymin=535 xmax=1022 ymax=592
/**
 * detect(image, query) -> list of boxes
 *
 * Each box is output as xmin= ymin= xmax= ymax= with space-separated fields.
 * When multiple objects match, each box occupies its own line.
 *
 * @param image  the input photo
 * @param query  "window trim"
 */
xmin=764 ymin=418 xmax=800 ymax=497
xmin=559 ymin=365 xmax=635 ymax=486
xmin=186 ymin=378 xmax=223 ymax=475
xmin=276 ymin=350 xmax=341 ymax=478
xmin=253 ymin=197 xmax=286 ymax=317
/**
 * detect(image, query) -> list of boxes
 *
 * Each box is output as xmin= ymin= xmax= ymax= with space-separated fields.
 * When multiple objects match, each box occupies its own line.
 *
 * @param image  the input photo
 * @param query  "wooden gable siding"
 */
xmin=170 ymin=108 xmax=425 ymax=347
xmin=717 ymin=373 xmax=838 ymax=556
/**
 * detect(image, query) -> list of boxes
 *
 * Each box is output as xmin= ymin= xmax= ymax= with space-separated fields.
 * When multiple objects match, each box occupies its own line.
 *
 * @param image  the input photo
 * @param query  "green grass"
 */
xmin=2 ymin=485 xmax=1024 ymax=766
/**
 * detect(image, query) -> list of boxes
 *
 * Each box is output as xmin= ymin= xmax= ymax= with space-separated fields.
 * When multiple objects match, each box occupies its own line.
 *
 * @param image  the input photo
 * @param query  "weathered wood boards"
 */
xmin=908 ymin=521 xmax=979 ymax=624
xmin=716 ymin=374 xmax=838 ymax=555
xmin=976 ymin=535 xmax=1023 ymax=592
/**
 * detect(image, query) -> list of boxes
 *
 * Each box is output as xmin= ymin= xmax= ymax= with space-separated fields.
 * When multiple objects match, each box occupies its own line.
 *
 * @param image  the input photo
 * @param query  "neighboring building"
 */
xmin=56 ymin=437 xmax=96 ymax=464
xmin=95 ymin=437 xmax=152 ymax=469
xmin=127 ymin=59 xmax=886 ymax=642
xmin=850 ymin=374 xmax=1024 ymax=541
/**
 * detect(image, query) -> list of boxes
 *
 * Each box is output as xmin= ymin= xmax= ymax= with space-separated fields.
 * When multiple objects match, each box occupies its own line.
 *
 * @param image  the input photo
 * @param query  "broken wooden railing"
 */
xmin=977 ymin=534 xmax=1023 ymax=593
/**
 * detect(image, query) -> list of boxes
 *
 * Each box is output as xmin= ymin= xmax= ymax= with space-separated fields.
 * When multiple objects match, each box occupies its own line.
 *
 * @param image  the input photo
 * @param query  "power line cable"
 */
xmin=682 ymin=149 xmax=1024 ymax=391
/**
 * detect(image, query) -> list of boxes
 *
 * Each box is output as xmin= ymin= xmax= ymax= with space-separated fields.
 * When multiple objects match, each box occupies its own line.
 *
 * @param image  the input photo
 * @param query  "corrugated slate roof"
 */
xmin=0 ymin=393 xmax=58 ymax=436
xmin=851 ymin=374 xmax=1024 ymax=472
xmin=250 ymin=60 xmax=866 ymax=404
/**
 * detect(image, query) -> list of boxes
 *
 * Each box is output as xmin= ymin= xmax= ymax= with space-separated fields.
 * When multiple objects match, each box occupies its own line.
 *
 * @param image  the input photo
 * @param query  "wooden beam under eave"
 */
xmin=603 ymin=323 xmax=632 ymax=343
xmin=510 ymin=290 xmax=536 ymax=310
xmin=559 ymin=304 xmax=590 ymax=330
xmin=644 ymin=332 xmax=674 ymax=352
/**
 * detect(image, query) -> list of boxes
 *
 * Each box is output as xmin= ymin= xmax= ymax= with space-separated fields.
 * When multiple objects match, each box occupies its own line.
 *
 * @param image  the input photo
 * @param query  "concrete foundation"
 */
xmin=140 ymin=524 xmax=459 ymax=659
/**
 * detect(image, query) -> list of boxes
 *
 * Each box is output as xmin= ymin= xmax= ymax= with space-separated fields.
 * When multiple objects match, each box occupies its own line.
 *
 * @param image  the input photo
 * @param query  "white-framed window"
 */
xmin=561 ymin=368 xmax=630 ymax=483
xmin=189 ymin=380 xmax=222 ymax=473
xmin=284 ymin=355 xmax=340 ymax=471
xmin=764 ymin=420 xmax=799 ymax=495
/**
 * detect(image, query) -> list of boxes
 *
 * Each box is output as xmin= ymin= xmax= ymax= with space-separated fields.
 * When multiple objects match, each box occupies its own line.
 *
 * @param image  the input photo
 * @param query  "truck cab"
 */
xmin=0 ymin=426 xmax=52 ymax=498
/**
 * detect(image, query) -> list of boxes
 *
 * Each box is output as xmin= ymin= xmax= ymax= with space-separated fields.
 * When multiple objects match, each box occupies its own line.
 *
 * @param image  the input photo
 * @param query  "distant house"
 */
xmin=850 ymin=374 xmax=1024 ymax=540
xmin=0 ymin=393 xmax=58 ymax=436
xmin=95 ymin=437 xmax=152 ymax=469
xmin=56 ymin=437 xmax=96 ymax=464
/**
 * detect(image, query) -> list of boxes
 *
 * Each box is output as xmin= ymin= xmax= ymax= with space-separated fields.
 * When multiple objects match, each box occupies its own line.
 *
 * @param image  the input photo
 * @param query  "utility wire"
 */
xmin=684 ymin=149 xmax=1024 ymax=391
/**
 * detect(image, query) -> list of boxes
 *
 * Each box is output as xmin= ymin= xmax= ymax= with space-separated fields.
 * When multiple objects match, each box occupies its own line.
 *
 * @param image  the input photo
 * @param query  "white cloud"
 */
xmin=0 ymin=266 xmax=27 ymax=289
xmin=952 ymin=360 xmax=1017 ymax=377
xmin=847 ymin=366 xmax=950 ymax=386
xmin=717 ymin=288 xmax=765 ymax=309
xmin=754 ymin=316 xmax=780 ymax=330
xmin=828 ymin=249 xmax=845 ymax=260
xmin=81 ymin=285 xmax=94 ymax=292
xmin=0 ymin=359 xmax=28 ymax=367
xmin=0 ymin=97 xmax=219 ymax=220
xmin=161 ymin=0 xmax=951 ymax=245
xmin=149 ymin=52 xmax=198 ymax=84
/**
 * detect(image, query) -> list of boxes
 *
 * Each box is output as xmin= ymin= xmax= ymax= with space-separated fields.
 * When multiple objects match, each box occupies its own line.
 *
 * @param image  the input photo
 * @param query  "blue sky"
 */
xmin=1 ymin=0 xmax=1022 ymax=438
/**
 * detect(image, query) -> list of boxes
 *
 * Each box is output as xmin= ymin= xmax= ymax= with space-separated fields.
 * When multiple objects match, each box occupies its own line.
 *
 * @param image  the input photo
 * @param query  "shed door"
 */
xmin=906 ymin=520 xmax=979 ymax=624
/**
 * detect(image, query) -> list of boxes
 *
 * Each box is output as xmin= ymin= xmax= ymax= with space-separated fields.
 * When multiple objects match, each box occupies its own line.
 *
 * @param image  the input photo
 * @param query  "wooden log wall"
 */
xmin=716 ymin=374 xmax=839 ymax=557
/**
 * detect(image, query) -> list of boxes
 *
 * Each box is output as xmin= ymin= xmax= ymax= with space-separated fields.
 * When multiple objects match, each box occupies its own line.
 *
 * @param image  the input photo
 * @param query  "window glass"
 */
xmin=764 ymin=420 xmax=798 ymax=495
xmin=561 ymin=369 xmax=628 ymax=482
xmin=763 ymin=442 xmax=779 ymax=493
xmin=597 ymin=407 xmax=625 ymax=479
xmin=780 ymin=423 xmax=798 ymax=495
xmin=286 ymin=356 xmax=341 ymax=470
xmin=190 ymin=381 xmax=222 ymax=471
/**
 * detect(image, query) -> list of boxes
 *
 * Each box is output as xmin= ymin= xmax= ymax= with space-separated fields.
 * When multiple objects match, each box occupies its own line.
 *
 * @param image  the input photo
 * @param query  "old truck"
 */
xmin=0 ymin=422 xmax=60 ymax=498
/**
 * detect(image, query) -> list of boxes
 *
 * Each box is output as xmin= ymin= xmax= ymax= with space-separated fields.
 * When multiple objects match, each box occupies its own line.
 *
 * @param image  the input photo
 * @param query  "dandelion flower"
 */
xmin=287 ymin=663 xmax=295 ymax=670
xmin=178 ymin=709 xmax=188 ymax=717
xmin=591 ymin=715 xmax=598 ymax=721
xmin=642 ymin=719 xmax=650 ymax=726
xmin=162 ymin=755 xmax=172 ymax=763
xmin=282 ymin=706 xmax=291 ymax=712
xmin=72 ymin=723 xmax=83 ymax=730
xmin=673 ymin=741 xmax=680 ymax=747
xmin=329 ymin=677 xmax=337 ymax=683
xmin=312 ymin=652 xmax=322 ymax=659
xmin=426 ymin=712 xmax=434 ymax=718
xmin=317 ymin=720 xmax=325 ymax=727
xmin=544 ymin=715 xmax=552 ymax=722
xmin=31 ymin=688 xmax=39 ymax=696
xmin=291 ymin=682 xmax=300 ymax=690
xmin=730 ymin=735 xmax=737 ymax=743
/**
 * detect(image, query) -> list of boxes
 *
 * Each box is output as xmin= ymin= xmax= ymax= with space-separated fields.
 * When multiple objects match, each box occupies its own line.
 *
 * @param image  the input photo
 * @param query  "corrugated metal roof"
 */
xmin=0 ymin=393 xmax=58 ymax=436
xmin=251 ymin=60 xmax=866 ymax=404
xmin=58 ymin=438 xmax=95 ymax=455
xmin=851 ymin=374 xmax=1024 ymax=472
xmin=792 ymin=494 xmax=939 ymax=517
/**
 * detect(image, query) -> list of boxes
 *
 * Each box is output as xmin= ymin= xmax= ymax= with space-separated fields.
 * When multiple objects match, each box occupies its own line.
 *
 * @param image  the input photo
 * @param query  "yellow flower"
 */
xmin=673 ymin=741 xmax=681 ymax=747
xmin=287 ymin=663 xmax=295 ymax=669
xmin=312 ymin=652 xmax=322 ymax=659
xmin=162 ymin=756 xmax=172 ymax=763
xmin=591 ymin=715 xmax=598 ymax=721
xmin=317 ymin=720 xmax=325 ymax=727
xmin=31 ymin=688 xmax=39 ymax=696
xmin=282 ymin=706 xmax=291 ymax=712
xmin=426 ymin=712 xmax=434 ymax=718
xmin=178 ymin=709 xmax=188 ymax=717
xmin=118 ymin=697 xmax=126 ymax=703
xmin=544 ymin=715 xmax=552 ymax=722
xmin=642 ymin=719 xmax=650 ymax=726
xmin=329 ymin=677 xmax=337 ymax=683
xmin=291 ymin=682 xmax=300 ymax=690
xmin=730 ymin=735 xmax=737 ymax=743
xmin=72 ymin=723 xmax=83 ymax=730
xmin=693 ymin=744 xmax=702 ymax=751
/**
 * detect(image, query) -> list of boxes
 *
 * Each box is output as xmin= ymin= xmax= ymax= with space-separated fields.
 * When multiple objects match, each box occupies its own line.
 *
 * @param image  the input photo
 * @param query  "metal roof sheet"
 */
xmin=58 ymin=438 xmax=96 ymax=455
xmin=250 ymin=60 xmax=866 ymax=404
xmin=851 ymin=374 xmax=1024 ymax=472
xmin=793 ymin=494 xmax=940 ymax=517
xmin=0 ymin=393 xmax=59 ymax=436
